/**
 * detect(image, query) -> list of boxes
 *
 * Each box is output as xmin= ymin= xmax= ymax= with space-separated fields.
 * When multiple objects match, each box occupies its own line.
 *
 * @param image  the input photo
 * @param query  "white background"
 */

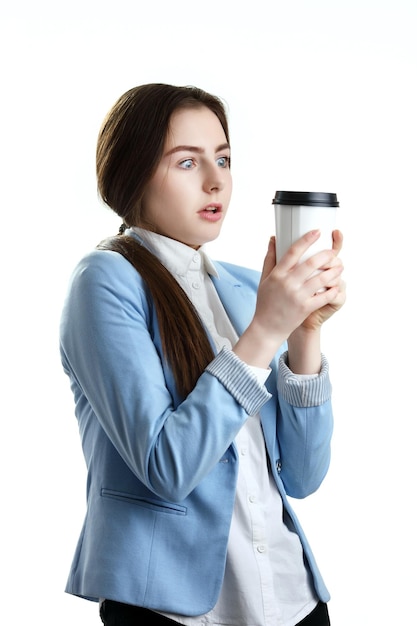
xmin=1 ymin=1 xmax=416 ymax=624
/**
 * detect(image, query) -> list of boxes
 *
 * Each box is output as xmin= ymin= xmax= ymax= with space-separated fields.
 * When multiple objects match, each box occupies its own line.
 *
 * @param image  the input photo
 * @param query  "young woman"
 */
xmin=60 ymin=83 xmax=345 ymax=626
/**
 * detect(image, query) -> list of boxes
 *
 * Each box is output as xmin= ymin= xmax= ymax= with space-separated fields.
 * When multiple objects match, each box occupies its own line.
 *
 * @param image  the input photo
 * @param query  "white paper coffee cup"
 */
xmin=272 ymin=191 xmax=339 ymax=264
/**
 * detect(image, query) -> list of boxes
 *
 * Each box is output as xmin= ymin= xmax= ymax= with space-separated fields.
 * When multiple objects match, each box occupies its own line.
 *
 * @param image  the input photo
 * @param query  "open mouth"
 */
xmin=199 ymin=204 xmax=223 ymax=222
xmin=201 ymin=204 xmax=222 ymax=214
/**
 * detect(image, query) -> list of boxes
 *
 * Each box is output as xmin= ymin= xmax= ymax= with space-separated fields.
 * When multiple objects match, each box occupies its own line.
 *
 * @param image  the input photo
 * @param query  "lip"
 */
xmin=198 ymin=203 xmax=223 ymax=222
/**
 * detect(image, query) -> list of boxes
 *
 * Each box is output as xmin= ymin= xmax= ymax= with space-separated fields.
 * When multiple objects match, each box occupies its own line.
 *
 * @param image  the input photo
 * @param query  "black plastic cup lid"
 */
xmin=272 ymin=191 xmax=339 ymax=207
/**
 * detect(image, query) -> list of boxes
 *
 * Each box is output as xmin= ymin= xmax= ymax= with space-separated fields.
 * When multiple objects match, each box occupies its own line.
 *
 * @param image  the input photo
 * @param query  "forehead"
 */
xmin=165 ymin=106 xmax=227 ymax=148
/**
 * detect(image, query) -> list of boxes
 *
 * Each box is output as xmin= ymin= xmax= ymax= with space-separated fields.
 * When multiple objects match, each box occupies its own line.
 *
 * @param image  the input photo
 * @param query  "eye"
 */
xmin=179 ymin=158 xmax=195 ymax=169
xmin=216 ymin=156 xmax=230 ymax=168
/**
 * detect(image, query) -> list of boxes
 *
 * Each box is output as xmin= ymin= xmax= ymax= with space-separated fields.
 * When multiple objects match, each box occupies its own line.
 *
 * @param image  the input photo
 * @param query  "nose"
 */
xmin=203 ymin=162 xmax=225 ymax=193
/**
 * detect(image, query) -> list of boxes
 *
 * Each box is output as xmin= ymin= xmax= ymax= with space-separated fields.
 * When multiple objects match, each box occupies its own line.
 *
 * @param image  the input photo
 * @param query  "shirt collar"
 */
xmin=129 ymin=227 xmax=219 ymax=278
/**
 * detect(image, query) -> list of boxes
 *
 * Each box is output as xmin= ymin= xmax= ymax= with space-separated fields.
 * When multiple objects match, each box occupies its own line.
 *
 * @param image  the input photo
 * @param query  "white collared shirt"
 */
xmin=131 ymin=228 xmax=318 ymax=626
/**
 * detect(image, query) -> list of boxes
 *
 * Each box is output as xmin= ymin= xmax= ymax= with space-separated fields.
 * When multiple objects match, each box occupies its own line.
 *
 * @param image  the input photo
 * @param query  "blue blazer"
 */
xmin=60 ymin=244 xmax=333 ymax=615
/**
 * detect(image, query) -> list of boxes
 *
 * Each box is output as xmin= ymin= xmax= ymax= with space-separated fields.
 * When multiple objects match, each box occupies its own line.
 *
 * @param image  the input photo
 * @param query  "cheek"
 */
xmin=224 ymin=177 xmax=233 ymax=205
xmin=140 ymin=178 xmax=168 ymax=218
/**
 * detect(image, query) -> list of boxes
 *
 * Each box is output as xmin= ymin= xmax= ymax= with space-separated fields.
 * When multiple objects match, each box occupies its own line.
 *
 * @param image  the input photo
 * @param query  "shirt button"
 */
xmin=192 ymin=253 xmax=199 ymax=263
xmin=257 ymin=545 xmax=266 ymax=553
xmin=192 ymin=281 xmax=200 ymax=289
xmin=249 ymin=495 xmax=257 ymax=503
xmin=241 ymin=447 xmax=247 ymax=456
xmin=276 ymin=460 xmax=282 ymax=473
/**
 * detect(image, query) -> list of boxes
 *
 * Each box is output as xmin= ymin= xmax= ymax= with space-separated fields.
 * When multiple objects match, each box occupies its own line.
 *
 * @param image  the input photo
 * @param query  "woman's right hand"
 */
xmin=233 ymin=230 xmax=344 ymax=368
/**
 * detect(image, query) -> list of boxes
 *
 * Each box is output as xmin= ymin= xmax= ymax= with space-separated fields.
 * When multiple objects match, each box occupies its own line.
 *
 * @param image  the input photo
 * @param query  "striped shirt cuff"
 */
xmin=278 ymin=352 xmax=332 ymax=407
xmin=205 ymin=348 xmax=272 ymax=415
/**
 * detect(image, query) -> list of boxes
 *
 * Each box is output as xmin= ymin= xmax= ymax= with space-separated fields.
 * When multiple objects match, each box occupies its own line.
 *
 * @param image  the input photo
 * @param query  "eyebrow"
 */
xmin=165 ymin=142 xmax=230 ymax=157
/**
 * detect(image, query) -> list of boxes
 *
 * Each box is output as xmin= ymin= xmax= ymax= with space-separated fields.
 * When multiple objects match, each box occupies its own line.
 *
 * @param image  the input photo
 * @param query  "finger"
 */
xmin=260 ymin=236 xmax=277 ymax=281
xmin=318 ymin=254 xmax=344 ymax=272
xmin=304 ymin=261 xmax=344 ymax=295
xmin=309 ymin=282 xmax=342 ymax=306
xmin=332 ymin=229 xmax=343 ymax=254
xmin=296 ymin=248 xmax=338 ymax=282
xmin=279 ymin=229 xmax=321 ymax=270
xmin=318 ymin=281 xmax=347 ymax=311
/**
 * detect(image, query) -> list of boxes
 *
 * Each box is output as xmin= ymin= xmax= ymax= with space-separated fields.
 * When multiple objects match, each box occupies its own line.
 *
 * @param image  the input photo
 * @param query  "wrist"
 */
xmin=233 ymin=319 xmax=286 ymax=369
xmin=287 ymin=327 xmax=321 ymax=374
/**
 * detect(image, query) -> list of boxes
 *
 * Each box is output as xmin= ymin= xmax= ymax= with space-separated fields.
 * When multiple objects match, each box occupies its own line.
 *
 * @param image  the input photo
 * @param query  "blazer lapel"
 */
xmin=210 ymin=263 xmax=257 ymax=337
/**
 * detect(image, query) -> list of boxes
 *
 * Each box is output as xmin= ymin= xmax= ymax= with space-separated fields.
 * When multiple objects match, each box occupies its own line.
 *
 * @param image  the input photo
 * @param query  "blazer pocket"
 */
xmin=101 ymin=488 xmax=187 ymax=516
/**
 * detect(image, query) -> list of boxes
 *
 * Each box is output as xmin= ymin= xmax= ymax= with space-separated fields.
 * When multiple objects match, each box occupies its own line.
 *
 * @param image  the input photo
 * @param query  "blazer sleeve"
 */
xmin=60 ymin=249 xmax=271 ymax=502
xmin=274 ymin=353 xmax=333 ymax=498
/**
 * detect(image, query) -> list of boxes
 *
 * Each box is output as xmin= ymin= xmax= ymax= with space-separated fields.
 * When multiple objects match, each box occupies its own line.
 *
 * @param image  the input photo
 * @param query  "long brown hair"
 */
xmin=96 ymin=84 xmax=230 ymax=397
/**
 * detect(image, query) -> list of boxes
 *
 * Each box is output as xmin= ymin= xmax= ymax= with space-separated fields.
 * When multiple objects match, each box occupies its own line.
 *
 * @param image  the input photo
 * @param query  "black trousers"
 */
xmin=100 ymin=599 xmax=330 ymax=625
